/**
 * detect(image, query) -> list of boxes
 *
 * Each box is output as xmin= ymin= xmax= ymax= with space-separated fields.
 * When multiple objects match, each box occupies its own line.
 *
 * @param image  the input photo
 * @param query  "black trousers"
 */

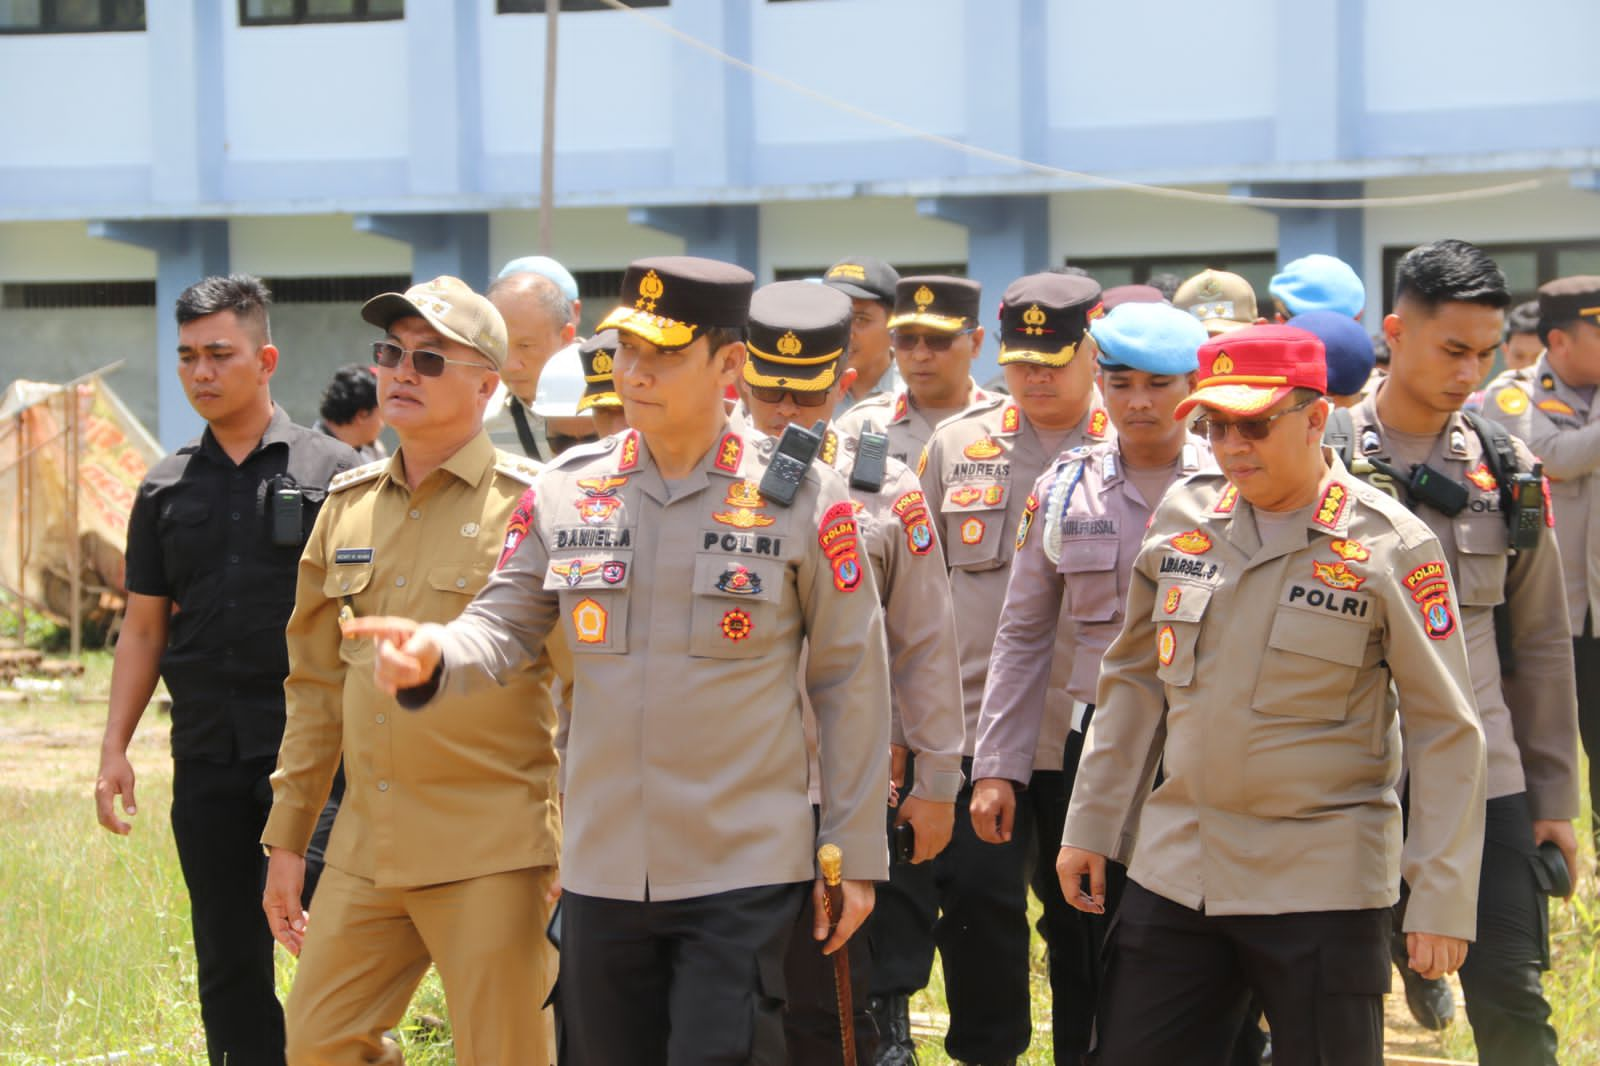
xmin=1574 ymin=615 xmax=1600 ymax=853
xmin=561 ymin=883 xmax=807 ymax=1066
xmin=171 ymin=755 xmax=287 ymax=1066
xmin=1456 ymin=793 xmax=1557 ymax=1066
xmin=783 ymin=879 xmax=876 ymax=1066
xmin=1095 ymin=882 xmax=1388 ymax=1066
xmin=868 ymin=756 xmax=1032 ymax=1063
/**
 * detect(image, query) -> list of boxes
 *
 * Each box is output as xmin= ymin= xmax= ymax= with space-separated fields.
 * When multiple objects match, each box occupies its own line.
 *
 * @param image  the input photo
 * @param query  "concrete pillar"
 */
xmin=353 ymin=214 xmax=492 ymax=292
xmin=86 ymin=220 xmax=230 ymax=451
xmin=628 ymin=205 xmax=759 ymax=275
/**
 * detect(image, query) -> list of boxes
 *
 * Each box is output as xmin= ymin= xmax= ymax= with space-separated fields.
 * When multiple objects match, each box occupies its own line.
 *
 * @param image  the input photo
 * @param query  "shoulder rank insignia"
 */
xmin=1540 ymin=373 xmax=1556 ymax=391
xmin=1538 ymin=398 xmax=1576 ymax=416
xmin=1494 ymin=387 xmax=1529 ymax=416
xmin=618 ymin=430 xmax=642 ymax=472
xmin=715 ymin=432 xmax=743 ymax=473
xmin=498 ymin=487 xmax=536 ymax=569
xmin=1212 ymin=483 xmax=1239 ymax=515
xmin=1313 ymin=483 xmax=1348 ymax=530
xmin=1000 ymin=404 xmax=1021 ymax=434
xmin=892 ymin=393 xmax=909 ymax=423
xmin=329 ymin=459 xmax=385 ymax=493
xmin=964 ymin=436 xmax=1003 ymax=460
xmin=1170 ymin=529 xmax=1212 ymax=555
xmin=1087 ymin=408 xmax=1109 ymax=440
xmin=820 ymin=430 xmax=839 ymax=467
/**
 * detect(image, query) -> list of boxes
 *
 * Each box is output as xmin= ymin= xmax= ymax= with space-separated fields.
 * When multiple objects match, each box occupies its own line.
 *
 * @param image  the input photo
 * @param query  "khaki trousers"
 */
xmin=285 ymin=863 xmax=556 ymax=1066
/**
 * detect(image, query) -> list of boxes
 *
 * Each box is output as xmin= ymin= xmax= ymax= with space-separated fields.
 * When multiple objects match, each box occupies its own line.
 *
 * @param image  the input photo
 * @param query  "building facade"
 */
xmin=2 ymin=0 xmax=1598 ymax=448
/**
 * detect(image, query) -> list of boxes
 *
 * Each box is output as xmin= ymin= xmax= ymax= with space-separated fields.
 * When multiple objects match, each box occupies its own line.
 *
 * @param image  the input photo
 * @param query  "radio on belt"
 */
xmin=759 ymin=420 xmax=826 ymax=507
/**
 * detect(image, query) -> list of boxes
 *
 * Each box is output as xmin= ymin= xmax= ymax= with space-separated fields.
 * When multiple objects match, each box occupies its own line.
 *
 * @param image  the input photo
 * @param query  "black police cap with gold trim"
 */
xmin=822 ymin=255 xmax=899 ymax=305
xmin=743 ymin=281 xmax=852 ymax=392
xmin=577 ymin=330 xmax=621 ymax=411
xmin=997 ymin=273 xmax=1104 ymax=367
xmin=597 ymin=255 xmax=754 ymax=350
xmin=887 ymin=275 xmax=981 ymax=332
xmin=1538 ymin=276 xmax=1600 ymax=331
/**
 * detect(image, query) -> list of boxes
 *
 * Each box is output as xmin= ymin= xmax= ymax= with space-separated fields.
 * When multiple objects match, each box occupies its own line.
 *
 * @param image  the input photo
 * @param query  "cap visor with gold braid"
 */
xmin=577 ymin=329 xmax=622 ymax=411
xmin=1173 ymin=324 xmax=1327 ymax=420
xmin=886 ymin=275 xmax=981 ymax=332
xmin=742 ymin=281 xmax=852 ymax=392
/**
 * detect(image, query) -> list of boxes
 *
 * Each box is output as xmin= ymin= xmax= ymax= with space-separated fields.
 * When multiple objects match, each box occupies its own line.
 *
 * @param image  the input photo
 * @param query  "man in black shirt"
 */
xmin=94 ymin=274 xmax=355 ymax=1066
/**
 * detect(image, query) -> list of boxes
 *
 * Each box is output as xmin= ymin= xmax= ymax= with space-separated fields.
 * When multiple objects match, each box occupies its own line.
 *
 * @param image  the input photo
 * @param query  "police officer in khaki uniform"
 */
xmin=258 ymin=276 xmax=561 ymax=1066
xmin=736 ymin=280 xmax=964 ymax=1065
xmin=915 ymin=273 xmax=1114 ymax=1065
xmin=1366 ymin=243 xmax=1580 ymax=1065
xmin=970 ymin=300 xmax=1212 ymax=1064
xmin=577 ymin=328 xmax=628 ymax=438
xmin=1483 ymin=276 xmax=1600 ymax=857
xmin=1058 ymin=324 xmax=1487 ymax=1066
xmin=821 ymin=255 xmax=902 ymax=409
xmin=834 ymin=276 xmax=996 ymax=466
xmin=352 ymin=256 xmax=892 ymax=1066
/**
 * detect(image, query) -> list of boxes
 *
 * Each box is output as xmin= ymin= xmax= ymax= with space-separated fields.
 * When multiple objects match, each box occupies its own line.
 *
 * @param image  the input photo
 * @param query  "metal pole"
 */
xmin=538 ymin=0 xmax=560 ymax=254
xmin=66 ymin=386 xmax=82 ymax=658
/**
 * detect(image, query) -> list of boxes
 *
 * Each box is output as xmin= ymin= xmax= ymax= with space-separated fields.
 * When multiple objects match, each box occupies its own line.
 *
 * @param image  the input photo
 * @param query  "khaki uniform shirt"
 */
xmin=1062 ymin=458 xmax=1486 ymax=938
xmin=1482 ymin=356 xmax=1600 ymax=635
xmin=834 ymin=380 xmax=995 ymax=467
xmin=919 ymin=395 xmax=1115 ymax=764
xmin=409 ymin=423 xmax=893 ymax=899
xmin=1348 ymin=394 xmax=1580 ymax=820
xmin=799 ymin=428 xmax=964 ymax=805
xmin=974 ymin=439 xmax=1214 ymax=785
xmin=263 ymin=433 xmax=562 ymax=889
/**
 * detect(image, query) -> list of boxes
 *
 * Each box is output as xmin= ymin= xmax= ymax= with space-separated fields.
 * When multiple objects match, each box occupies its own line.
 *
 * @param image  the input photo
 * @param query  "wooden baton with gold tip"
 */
xmin=817 ymin=843 xmax=858 ymax=1066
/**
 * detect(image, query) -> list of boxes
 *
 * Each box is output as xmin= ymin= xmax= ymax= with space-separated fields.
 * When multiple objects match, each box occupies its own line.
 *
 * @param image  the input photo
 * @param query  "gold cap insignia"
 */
xmin=636 ymin=269 xmax=665 ymax=312
xmin=593 ymin=352 xmax=614 ymax=375
xmin=1199 ymin=276 xmax=1221 ymax=298
xmin=1212 ymin=353 xmax=1235 ymax=375
xmin=776 ymin=330 xmax=803 ymax=357
xmin=1021 ymin=303 xmax=1047 ymax=335
xmin=914 ymin=285 xmax=935 ymax=311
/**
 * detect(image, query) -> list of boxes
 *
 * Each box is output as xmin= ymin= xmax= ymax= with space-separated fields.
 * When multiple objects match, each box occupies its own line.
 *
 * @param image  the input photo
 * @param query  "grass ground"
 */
xmin=2 ymin=650 xmax=1595 ymax=1063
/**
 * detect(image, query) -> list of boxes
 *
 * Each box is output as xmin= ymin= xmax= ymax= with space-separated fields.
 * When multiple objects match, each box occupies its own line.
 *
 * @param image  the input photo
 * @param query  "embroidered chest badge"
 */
xmin=1169 ymin=529 xmax=1212 ymax=555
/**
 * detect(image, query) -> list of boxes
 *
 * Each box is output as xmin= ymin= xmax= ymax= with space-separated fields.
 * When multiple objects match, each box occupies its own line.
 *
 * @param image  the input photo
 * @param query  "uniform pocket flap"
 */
xmin=323 ymin=564 xmax=373 ymax=598
xmin=542 ymin=553 xmax=633 ymax=592
xmin=692 ymin=553 xmax=782 ymax=603
xmin=1267 ymin=608 xmax=1368 ymax=666
xmin=1059 ymin=536 xmax=1118 ymax=574
xmin=428 ymin=562 xmax=492 ymax=595
xmin=161 ymin=498 xmax=210 ymax=524
xmin=1150 ymin=580 xmax=1213 ymax=623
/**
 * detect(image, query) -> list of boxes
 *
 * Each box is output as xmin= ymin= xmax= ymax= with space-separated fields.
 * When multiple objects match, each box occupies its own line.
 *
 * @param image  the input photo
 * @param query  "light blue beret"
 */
xmin=1090 ymin=301 xmax=1207 ymax=374
xmin=1269 ymin=254 xmax=1364 ymax=318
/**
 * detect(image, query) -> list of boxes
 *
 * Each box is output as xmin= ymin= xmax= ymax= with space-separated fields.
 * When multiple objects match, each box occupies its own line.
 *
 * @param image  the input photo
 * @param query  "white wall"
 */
xmin=1048 ymin=187 xmax=1277 ymax=258
xmin=230 ymin=216 xmax=409 ymax=277
xmin=758 ymin=198 xmax=967 ymax=278
xmin=223 ymin=21 xmax=407 ymax=162
xmin=479 ymin=5 xmax=673 ymax=157
xmin=0 ymin=33 xmax=150 ymax=167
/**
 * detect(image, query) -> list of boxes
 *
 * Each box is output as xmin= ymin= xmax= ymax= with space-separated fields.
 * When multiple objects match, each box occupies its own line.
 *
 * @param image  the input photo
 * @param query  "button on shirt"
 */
xmin=122 ymin=405 xmax=356 ymax=761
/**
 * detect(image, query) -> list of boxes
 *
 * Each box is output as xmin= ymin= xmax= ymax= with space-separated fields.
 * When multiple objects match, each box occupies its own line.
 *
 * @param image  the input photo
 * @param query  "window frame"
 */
xmin=237 ymin=0 xmax=403 ymax=28
xmin=0 ymin=0 xmax=146 ymax=35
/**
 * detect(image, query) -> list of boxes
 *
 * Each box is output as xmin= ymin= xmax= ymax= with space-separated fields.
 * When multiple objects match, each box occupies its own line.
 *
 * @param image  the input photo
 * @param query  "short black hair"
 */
xmin=1146 ymin=272 xmax=1183 ymax=301
xmin=319 ymin=363 xmax=379 ymax=426
xmin=1393 ymin=239 xmax=1510 ymax=312
xmin=175 ymin=273 xmax=273 ymax=342
xmin=1506 ymin=299 xmax=1540 ymax=338
xmin=700 ymin=326 xmax=746 ymax=359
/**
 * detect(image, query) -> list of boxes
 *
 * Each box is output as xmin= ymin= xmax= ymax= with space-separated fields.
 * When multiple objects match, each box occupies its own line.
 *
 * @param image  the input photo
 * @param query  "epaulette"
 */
xmin=546 ymin=433 xmax=621 ymax=472
xmin=492 ymin=450 xmax=544 ymax=486
xmin=328 ymin=459 xmax=386 ymax=493
xmin=931 ymin=393 xmax=1002 ymax=437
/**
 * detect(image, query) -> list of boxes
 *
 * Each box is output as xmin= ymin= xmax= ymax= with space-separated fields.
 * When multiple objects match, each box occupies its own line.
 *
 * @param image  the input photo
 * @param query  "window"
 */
xmin=772 ymin=262 xmax=967 ymax=283
xmin=1 ymin=281 xmax=155 ymax=309
xmin=497 ymin=1 xmax=668 ymax=13
xmin=0 ymin=0 xmax=144 ymax=33
xmin=239 ymin=0 xmax=401 ymax=27
xmin=1380 ymin=239 xmax=1600 ymax=312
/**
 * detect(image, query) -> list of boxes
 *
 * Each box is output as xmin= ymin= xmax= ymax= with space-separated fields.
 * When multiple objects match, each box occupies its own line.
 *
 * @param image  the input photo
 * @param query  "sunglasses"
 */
xmin=1193 ymin=398 xmax=1313 ymax=443
xmin=890 ymin=328 xmax=974 ymax=354
xmin=748 ymin=384 xmax=831 ymax=408
xmin=372 ymin=340 xmax=490 ymax=378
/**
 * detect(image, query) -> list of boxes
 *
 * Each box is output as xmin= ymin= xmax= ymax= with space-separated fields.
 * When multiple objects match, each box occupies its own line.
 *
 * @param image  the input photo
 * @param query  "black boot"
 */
xmin=866 ymin=994 xmax=918 ymax=1066
xmin=1390 ymin=926 xmax=1455 ymax=1030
